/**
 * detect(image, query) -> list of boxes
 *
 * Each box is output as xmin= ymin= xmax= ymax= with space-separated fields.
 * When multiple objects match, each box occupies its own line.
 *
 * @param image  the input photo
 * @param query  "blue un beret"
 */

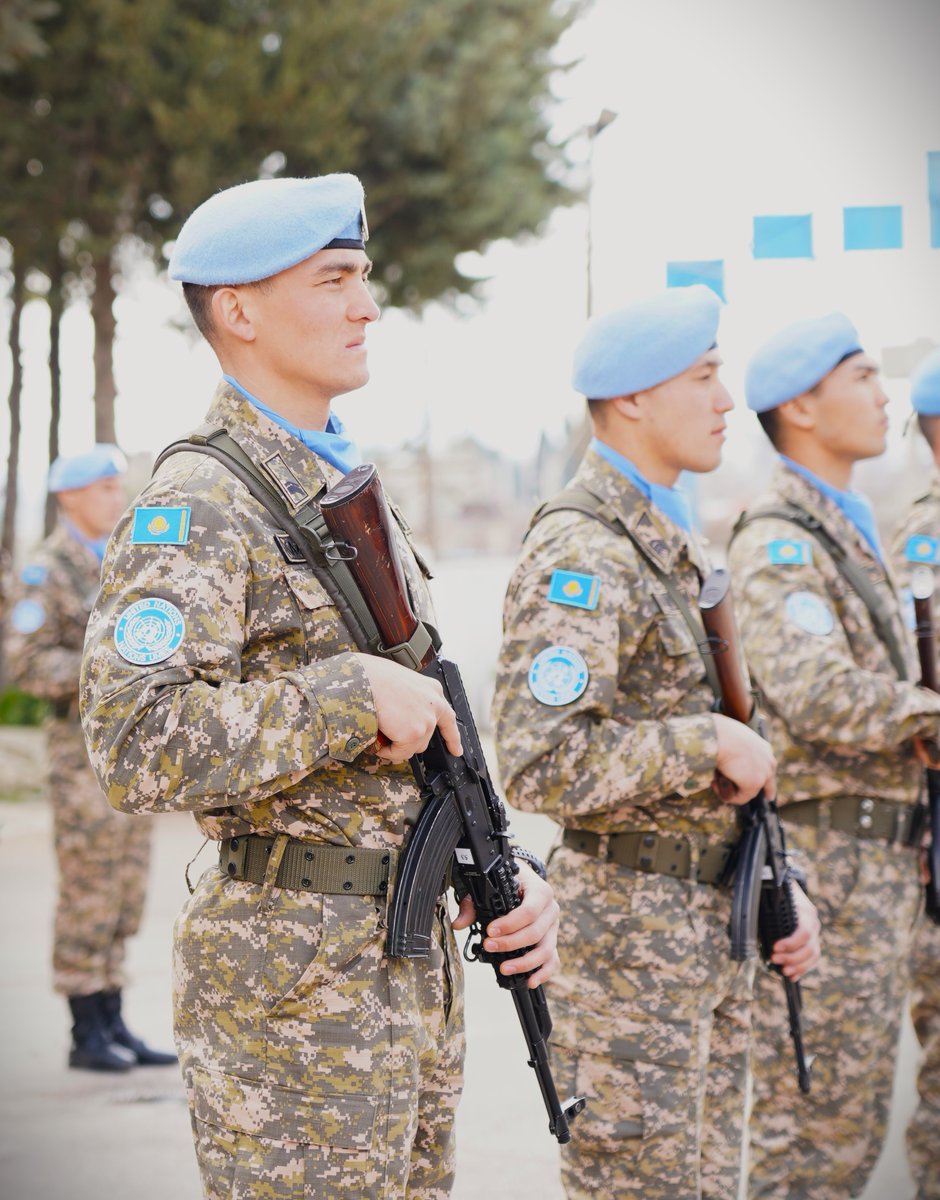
xmin=572 ymin=285 xmax=721 ymax=399
xmin=48 ymin=444 xmax=127 ymax=493
xmin=911 ymin=348 xmax=940 ymax=416
xmin=745 ymin=313 xmax=863 ymax=413
xmin=168 ymin=173 xmax=368 ymax=286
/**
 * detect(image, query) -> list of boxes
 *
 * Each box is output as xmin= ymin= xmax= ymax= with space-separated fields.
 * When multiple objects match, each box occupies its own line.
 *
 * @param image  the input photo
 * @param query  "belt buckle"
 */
xmin=221 ymin=835 xmax=249 ymax=879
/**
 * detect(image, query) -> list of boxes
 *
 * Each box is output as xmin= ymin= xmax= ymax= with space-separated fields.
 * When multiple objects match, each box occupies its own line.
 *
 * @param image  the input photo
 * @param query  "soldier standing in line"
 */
xmin=80 ymin=174 xmax=561 ymax=1200
xmin=889 ymin=345 xmax=940 ymax=1200
xmin=491 ymin=286 xmax=820 ymax=1200
xmin=727 ymin=315 xmax=940 ymax=1199
xmin=6 ymin=445 xmax=176 ymax=1072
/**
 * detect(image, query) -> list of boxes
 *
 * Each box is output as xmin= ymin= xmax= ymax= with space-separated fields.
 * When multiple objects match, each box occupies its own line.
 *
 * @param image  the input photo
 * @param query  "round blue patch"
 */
xmin=528 ymin=645 xmax=590 ymax=707
xmin=114 ymin=597 xmax=185 ymax=665
xmin=784 ymin=591 xmax=834 ymax=637
xmin=20 ymin=563 xmax=47 ymax=586
xmin=10 ymin=598 xmax=46 ymax=634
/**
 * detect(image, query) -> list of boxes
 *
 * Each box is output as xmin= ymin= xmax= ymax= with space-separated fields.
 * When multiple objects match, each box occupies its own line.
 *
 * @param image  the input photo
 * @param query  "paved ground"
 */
xmin=0 ymin=787 xmax=922 ymax=1199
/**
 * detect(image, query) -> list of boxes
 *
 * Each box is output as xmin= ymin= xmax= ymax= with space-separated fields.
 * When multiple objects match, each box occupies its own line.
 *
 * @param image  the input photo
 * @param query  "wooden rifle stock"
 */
xmin=911 ymin=567 xmax=940 ymax=923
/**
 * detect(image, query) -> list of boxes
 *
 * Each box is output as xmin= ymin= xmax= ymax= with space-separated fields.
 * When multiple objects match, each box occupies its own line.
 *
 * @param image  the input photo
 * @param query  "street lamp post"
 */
xmin=585 ymin=107 xmax=618 ymax=318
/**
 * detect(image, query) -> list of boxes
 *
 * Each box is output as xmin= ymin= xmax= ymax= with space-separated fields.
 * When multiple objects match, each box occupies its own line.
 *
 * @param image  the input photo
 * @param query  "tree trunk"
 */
xmin=0 ymin=260 xmax=26 ymax=687
xmin=91 ymin=252 xmax=117 ymax=443
xmin=44 ymin=259 xmax=65 ymax=536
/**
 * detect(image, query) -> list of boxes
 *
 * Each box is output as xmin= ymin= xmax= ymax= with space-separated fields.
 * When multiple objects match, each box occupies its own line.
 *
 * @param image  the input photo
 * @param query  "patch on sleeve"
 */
xmin=10 ymin=598 xmax=45 ymax=634
xmin=784 ymin=591 xmax=834 ymax=636
xmin=547 ymin=569 xmax=600 ymax=610
xmin=20 ymin=563 xmax=47 ymax=586
xmin=767 ymin=539 xmax=812 ymax=566
xmin=905 ymin=535 xmax=940 ymax=565
xmin=131 ymin=506 xmax=191 ymax=545
xmin=114 ymin=598 xmax=186 ymax=665
xmin=527 ymin=645 xmax=589 ymax=706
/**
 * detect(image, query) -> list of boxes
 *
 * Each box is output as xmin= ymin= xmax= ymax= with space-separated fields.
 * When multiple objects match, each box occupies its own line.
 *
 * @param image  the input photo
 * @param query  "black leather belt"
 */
xmin=781 ymin=798 xmax=919 ymax=846
xmin=562 ymin=829 xmax=733 ymax=886
xmin=220 ymin=835 xmax=395 ymax=896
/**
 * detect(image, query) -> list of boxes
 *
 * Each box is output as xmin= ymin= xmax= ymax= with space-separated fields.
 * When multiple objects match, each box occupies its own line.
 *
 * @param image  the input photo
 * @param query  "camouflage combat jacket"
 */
xmin=728 ymin=461 xmax=940 ymax=807
xmin=890 ymin=464 xmax=940 ymax=629
xmin=80 ymin=383 xmax=429 ymax=851
xmin=491 ymin=445 xmax=737 ymax=844
xmin=7 ymin=523 xmax=101 ymax=715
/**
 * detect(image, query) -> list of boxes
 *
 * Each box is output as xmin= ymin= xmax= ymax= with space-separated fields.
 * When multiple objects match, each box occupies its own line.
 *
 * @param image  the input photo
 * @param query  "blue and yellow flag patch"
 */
xmin=767 ymin=539 xmax=812 ymax=566
xmin=905 ymin=535 xmax=940 ymax=565
xmin=131 ymin=506 xmax=191 ymax=545
xmin=547 ymin=569 xmax=600 ymax=610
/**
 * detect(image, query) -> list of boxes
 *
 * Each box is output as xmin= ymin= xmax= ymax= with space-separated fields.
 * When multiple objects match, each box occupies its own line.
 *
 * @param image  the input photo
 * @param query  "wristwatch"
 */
xmin=511 ymin=846 xmax=548 ymax=880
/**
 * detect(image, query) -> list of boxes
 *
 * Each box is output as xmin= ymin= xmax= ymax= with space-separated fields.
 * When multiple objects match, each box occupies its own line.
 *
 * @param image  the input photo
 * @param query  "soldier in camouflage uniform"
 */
xmin=889 ymin=346 xmax=940 ymax=1200
xmin=728 ymin=315 xmax=940 ymax=1199
xmin=491 ymin=287 xmax=820 ymax=1200
xmin=7 ymin=446 xmax=176 ymax=1072
xmin=80 ymin=174 xmax=560 ymax=1200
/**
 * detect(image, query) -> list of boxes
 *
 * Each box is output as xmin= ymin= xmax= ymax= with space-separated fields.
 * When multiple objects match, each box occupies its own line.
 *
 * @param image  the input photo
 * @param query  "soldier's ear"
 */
xmin=777 ymin=394 xmax=817 ymax=433
xmin=211 ymin=286 xmax=257 ymax=345
xmin=610 ymin=393 xmax=642 ymax=423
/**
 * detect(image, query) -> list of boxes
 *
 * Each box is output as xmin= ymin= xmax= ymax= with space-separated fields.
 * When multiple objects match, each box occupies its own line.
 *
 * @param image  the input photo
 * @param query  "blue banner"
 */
xmin=753 ymin=215 xmax=813 ymax=259
xmin=666 ymin=260 xmax=726 ymax=301
xmin=930 ymin=151 xmax=940 ymax=250
xmin=843 ymin=205 xmax=903 ymax=250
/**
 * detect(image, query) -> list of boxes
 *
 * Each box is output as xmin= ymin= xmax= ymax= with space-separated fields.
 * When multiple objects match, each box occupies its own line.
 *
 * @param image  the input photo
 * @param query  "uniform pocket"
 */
xmin=655 ymin=614 xmax=698 ymax=657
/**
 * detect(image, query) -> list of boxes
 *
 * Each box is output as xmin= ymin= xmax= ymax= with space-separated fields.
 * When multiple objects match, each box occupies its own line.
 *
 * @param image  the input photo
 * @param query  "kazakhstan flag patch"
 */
xmin=547 ymin=569 xmax=600 ymax=610
xmin=767 ymin=539 xmax=812 ymax=566
xmin=131 ymin=506 xmax=191 ymax=545
xmin=905 ymin=535 xmax=940 ymax=564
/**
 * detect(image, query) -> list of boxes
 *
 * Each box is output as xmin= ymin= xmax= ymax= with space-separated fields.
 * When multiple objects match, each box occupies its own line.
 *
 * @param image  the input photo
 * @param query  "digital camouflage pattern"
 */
xmin=492 ymin=446 xmax=752 ymax=1199
xmin=81 ymin=384 xmax=465 ymax=1199
xmin=6 ymin=522 xmax=151 ymax=995
xmin=890 ymin=467 xmax=940 ymax=1200
xmin=729 ymin=461 xmax=938 ymax=1199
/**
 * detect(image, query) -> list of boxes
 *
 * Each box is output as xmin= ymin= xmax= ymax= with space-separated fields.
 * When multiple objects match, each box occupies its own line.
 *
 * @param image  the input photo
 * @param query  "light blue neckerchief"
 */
xmin=591 ymin=437 xmax=695 ymax=533
xmin=781 ymin=455 xmax=884 ymax=562
xmin=224 ymin=374 xmax=362 ymax=475
xmin=64 ymin=518 xmax=108 ymax=564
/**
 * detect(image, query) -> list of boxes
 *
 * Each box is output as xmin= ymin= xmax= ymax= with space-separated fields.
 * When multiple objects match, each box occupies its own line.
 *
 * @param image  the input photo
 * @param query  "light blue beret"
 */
xmin=911 ymin=348 xmax=940 ymax=416
xmin=48 ymin=444 xmax=127 ymax=493
xmin=572 ymin=285 xmax=721 ymax=399
xmin=168 ymin=173 xmax=368 ymax=285
xmin=745 ymin=313 xmax=863 ymax=413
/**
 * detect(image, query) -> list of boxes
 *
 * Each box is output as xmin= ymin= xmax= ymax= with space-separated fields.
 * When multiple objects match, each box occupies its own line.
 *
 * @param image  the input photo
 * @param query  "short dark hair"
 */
xmin=586 ymin=396 xmax=609 ymax=422
xmin=757 ymin=406 xmax=782 ymax=449
xmin=182 ymin=278 xmax=273 ymax=344
xmin=918 ymin=413 xmax=940 ymax=453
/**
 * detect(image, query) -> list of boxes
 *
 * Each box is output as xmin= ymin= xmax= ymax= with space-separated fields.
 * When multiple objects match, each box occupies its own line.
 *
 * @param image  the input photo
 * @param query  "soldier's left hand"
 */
xmin=451 ymin=862 xmax=561 ymax=987
xmin=769 ymin=884 xmax=821 ymax=981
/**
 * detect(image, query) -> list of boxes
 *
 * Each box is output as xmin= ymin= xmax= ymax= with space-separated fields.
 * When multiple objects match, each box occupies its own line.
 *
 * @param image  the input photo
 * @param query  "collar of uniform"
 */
xmin=575 ymin=445 xmax=701 ymax=573
xmin=205 ymin=382 xmax=346 ymax=512
xmin=774 ymin=460 xmax=885 ymax=574
xmin=51 ymin=520 xmax=99 ymax=572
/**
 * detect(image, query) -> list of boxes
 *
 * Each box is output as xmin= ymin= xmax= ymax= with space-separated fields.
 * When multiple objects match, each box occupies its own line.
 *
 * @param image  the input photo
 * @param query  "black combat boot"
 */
xmin=67 ymin=993 xmax=135 ymax=1071
xmin=99 ymin=989 xmax=177 ymax=1066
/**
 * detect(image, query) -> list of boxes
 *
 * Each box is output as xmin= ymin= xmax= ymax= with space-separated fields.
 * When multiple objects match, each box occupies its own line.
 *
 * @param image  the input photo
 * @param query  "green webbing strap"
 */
xmin=530 ymin=487 xmax=725 ymax=705
xmin=153 ymin=429 xmax=436 ymax=669
xmin=220 ymin=835 xmax=395 ymax=896
xmin=732 ymin=504 xmax=909 ymax=682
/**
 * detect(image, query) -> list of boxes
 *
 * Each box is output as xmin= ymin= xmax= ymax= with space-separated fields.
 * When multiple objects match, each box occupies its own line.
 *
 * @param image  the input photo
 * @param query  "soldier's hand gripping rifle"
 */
xmin=699 ymin=568 xmax=812 ymax=1094
xmin=910 ymin=567 xmax=940 ymax=924
xmin=319 ymin=463 xmax=586 ymax=1144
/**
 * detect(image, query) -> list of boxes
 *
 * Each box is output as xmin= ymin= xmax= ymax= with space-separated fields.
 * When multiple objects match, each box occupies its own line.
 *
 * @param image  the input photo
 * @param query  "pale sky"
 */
xmin=2 ymin=0 xmax=939 ymax=543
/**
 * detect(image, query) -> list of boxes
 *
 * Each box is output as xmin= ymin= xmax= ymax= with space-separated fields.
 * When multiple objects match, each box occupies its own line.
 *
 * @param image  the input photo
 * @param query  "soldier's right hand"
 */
xmin=711 ymin=714 xmax=777 ymax=805
xmin=356 ymin=654 xmax=463 ymax=765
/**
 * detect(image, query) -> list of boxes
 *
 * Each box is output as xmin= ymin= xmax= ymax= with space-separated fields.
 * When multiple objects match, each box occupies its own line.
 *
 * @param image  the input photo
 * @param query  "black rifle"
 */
xmin=699 ymin=568 xmax=813 ymax=1094
xmin=320 ymin=463 xmax=586 ymax=1144
xmin=911 ymin=567 xmax=940 ymax=923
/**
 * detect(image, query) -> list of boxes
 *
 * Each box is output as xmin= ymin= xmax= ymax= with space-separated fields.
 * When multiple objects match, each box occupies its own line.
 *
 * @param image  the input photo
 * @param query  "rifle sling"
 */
xmin=153 ymin=429 xmax=437 ymax=671
xmin=529 ymin=488 xmax=725 ymax=704
xmin=732 ymin=504 xmax=909 ymax=681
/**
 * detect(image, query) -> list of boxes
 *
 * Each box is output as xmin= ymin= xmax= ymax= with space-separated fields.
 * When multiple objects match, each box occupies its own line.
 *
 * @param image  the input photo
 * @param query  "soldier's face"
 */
xmin=237 ymin=248 xmax=380 ymax=404
xmin=59 ymin=474 xmax=127 ymax=539
xmin=634 ymin=350 xmax=734 ymax=481
xmin=807 ymin=353 xmax=888 ymax=463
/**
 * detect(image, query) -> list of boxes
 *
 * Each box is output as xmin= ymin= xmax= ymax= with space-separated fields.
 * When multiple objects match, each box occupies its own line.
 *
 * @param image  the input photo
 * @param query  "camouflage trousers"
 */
xmin=907 ymin=915 xmax=940 ymax=1199
xmin=50 ymin=721 xmax=151 ymax=995
xmin=748 ymin=819 xmax=924 ymax=1200
xmin=546 ymin=845 xmax=754 ymax=1200
xmin=173 ymin=854 xmax=465 ymax=1200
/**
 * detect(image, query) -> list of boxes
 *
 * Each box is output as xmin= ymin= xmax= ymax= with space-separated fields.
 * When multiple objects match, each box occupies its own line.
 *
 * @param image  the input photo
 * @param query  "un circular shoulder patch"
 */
xmin=10 ymin=598 xmax=46 ymax=634
xmin=784 ymin=590 xmax=834 ymax=637
xmin=20 ymin=563 xmax=47 ymax=586
xmin=115 ymin=597 xmax=185 ymax=665
xmin=528 ymin=645 xmax=589 ymax=707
